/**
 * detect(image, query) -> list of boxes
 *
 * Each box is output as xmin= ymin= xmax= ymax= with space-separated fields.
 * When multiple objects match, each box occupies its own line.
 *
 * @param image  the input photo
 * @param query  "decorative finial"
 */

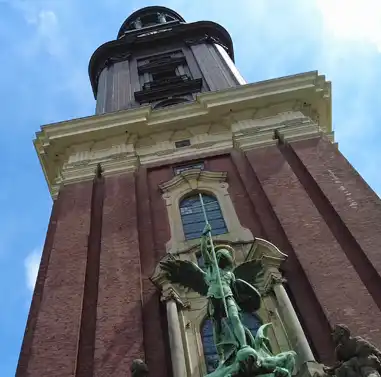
xmin=134 ymin=18 xmax=142 ymax=29
xmin=158 ymin=13 xmax=166 ymax=23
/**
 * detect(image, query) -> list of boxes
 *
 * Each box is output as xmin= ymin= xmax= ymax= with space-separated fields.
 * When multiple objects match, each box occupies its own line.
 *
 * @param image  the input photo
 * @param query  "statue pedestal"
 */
xmin=296 ymin=361 xmax=324 ymax=377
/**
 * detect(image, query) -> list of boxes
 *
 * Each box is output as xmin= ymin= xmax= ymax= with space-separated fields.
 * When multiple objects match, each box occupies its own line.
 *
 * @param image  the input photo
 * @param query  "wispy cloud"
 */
xmin=1 ymin=0 xmax=65 ymax=57
xmin=0 ymin=0 xmax=95 ymax=121
xmin=316 ymin=0 xmax=381 ymax=51
xmin=24 ymin=248 xmax=42 ymax=292
xmin=32 ymin=9 xmax=64 ymax=57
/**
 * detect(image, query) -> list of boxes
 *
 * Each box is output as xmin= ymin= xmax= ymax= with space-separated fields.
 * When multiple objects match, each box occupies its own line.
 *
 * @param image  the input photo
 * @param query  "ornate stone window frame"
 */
xmin=159 ymin=168 xmax=253 ymax=254
xmin=151 ymin=238 xmax=312 ymax=377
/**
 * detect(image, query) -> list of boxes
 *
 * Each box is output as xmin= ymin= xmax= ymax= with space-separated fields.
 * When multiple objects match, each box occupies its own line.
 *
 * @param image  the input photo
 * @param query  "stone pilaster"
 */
xmin=161 ymin=287 xmax=187 ymax=377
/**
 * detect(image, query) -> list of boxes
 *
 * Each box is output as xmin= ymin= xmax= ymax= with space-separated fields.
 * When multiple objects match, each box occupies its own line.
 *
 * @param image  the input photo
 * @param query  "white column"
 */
xmin=166 ymin=298 xmax=187 ymax=377
xmin=273 ymin=283 xmax=315 ymax=363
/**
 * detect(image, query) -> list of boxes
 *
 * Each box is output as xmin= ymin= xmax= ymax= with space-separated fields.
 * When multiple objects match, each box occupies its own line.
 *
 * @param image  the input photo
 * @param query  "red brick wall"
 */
xmin=16 ymin=189 xmax=61 ymax=377
xmin=289 ymin=137 xmax=381 ymax=310
xmin=231 ymin=148 xmax=335 ymax=362
xmin=147 ymin=166 xmax=172 ymax=260
xmin=17 ymin=181 xmax=93 ymax=377
xmin=76 ymin=173 xmax=104 ymax=377
xmin=137 ymin=167 xmax=171 ymax=377
xmin=246 ymin=144 xmax=381 ymax=347
xmin=16 ymin=170 xmax=173 ymax=377
xmin=207 ymin=154 xmax=265 ymax=237
xmin=94 ymin=173 xmax=144 ymax=377
xmin=17 ymin=137 xmax=381 ymax=375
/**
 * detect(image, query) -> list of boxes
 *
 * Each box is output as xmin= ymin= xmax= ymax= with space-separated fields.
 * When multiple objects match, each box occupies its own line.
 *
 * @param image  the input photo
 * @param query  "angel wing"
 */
xmin=232 ymin=260 xmax=263 ymax=313
xmin=160 ymin=259 xmax=208 ymax=296
xmin=233 ymin=259 xmax=264 ymax=288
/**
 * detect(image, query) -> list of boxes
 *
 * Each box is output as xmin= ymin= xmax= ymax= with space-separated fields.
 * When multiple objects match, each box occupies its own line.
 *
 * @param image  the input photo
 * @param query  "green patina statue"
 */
xmin=161 ymin=217 xmax=297 ymax=377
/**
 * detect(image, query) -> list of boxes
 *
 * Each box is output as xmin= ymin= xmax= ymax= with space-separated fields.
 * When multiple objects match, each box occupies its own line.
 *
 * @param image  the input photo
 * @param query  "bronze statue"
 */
xmin=323 ymin=324 xmax=381 ymax=377
xmin=161 ymin=223 xmax=263 ymax=363
xmin=161 ymin=215 xmax=296 ymax=377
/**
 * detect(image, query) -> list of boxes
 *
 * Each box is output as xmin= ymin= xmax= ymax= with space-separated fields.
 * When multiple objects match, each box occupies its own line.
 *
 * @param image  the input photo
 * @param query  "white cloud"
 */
xmin=24 ymin=248 xmax=42 ymax=292
xmin=0 ymin=0 xmax=38 ymax=23
xmin=36 ymin=9 xmax=64 ymax=57
xmin=25 ymin=8 xmax=63 ymax=57
xmin=0 ymin=0 xmax=94 ymax=116
xmin=316 ymin=0 xmax=381 ymax=51
xmin=0 ymin=0 xmax=64 ymax=57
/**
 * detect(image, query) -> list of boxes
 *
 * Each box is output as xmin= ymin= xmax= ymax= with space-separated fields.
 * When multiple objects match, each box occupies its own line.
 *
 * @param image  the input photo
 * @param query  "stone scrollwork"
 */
xmin=161 ymin=286 xmax=191 ymax=309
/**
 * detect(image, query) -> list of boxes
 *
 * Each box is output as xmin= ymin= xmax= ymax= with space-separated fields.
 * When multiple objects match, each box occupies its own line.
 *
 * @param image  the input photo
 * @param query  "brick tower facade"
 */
xmin=16 ymin=6 xmax=381 ymax=377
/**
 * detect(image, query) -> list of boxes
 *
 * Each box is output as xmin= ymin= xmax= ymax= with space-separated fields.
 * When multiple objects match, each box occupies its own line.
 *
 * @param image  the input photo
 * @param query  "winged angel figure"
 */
xmin=161 ymin=224 xmax=296 ymax=377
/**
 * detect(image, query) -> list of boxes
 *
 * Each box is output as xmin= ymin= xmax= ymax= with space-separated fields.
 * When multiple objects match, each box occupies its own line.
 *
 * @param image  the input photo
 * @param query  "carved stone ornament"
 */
xmin=150 ymin=254 xmax=190 ymax=308
xmin=131 ymin=359 xmax=149 ymax=377
xmin=319 ymin=324 xmax=381 ymax=377
xmin=159 ymin=169 xmax=227 ymax=194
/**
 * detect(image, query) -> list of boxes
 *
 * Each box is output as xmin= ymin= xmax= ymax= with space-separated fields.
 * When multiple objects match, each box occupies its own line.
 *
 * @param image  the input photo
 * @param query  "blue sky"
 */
xmin=1 ymin=0 xmax=381 ymax=375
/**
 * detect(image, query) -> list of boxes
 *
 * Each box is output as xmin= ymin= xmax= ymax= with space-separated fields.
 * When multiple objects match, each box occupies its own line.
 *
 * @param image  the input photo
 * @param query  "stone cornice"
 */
xmin=34 ymin=71 xmax=332 ymax=199
xmin=37 ymin=71 xmax=331 ymax=143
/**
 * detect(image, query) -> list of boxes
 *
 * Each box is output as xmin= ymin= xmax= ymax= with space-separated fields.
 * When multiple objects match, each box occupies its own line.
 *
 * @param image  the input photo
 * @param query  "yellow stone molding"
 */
xmin=245 ymin=238 xmax=288 ymax=293
xmin=159 ymin=170 xmax=227 ymax=193
xmin=34 ymin=71 xmax=332 ymax=198
xmin=136 ymin=125 xmax=233 ymax=166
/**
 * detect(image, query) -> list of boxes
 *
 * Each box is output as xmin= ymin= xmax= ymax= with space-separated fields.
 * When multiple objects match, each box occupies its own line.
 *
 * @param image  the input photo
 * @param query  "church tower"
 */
xmin=17 ymin=5 xmax=381 ymax=377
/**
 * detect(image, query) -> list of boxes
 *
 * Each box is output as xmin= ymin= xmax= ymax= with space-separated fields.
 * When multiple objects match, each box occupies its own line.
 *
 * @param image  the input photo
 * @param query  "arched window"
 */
xmin=201 ymin=313 xmax=262 ymax=373
xmin=179 ymin=193 xmax=227 ymax=240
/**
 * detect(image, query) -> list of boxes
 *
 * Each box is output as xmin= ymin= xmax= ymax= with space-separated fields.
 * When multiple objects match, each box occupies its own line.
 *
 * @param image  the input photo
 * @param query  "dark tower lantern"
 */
xmin=117 ymin=6 xmax=186 ymax=36
xmin=89 ymin=6 xmax=238 ymax=114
